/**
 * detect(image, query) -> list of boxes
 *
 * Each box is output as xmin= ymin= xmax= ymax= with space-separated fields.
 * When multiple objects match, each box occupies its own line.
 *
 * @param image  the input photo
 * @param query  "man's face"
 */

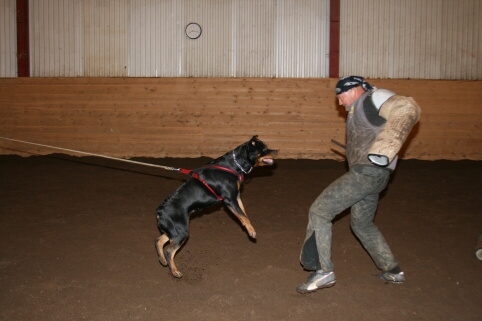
xmin=336 ymin=87 xmax=361 ymax=111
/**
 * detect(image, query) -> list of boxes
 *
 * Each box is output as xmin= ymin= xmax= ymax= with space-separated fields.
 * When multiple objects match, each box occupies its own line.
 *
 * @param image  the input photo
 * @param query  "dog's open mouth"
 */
xmin=261 ymin=157 xmax=274 ymax=165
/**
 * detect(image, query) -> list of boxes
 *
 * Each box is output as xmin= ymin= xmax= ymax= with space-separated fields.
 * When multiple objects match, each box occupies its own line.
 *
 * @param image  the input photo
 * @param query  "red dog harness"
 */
xmin=179 ymin=165 xmax=243 ymax=201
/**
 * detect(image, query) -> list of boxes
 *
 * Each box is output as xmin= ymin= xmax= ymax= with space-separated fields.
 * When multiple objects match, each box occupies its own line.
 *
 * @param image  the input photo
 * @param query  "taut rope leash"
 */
xmin=0 ymin=136 xmax=243 ymax=201
xmin=0 ymin=136 xmax=181 ymax=172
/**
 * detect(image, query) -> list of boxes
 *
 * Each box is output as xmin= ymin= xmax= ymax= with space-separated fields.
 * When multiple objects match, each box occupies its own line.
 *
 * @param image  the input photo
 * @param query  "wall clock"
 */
xmin=185 ymin=23 xmax=202 ymax=39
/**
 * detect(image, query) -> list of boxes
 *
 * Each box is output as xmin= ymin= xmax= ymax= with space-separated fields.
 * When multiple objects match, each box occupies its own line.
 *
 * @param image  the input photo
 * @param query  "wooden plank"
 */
xmin=1 ymin=78 xmax=481 ymax=160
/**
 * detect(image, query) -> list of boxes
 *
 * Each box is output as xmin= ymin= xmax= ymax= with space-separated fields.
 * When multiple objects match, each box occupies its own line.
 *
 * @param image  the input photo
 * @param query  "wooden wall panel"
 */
xmin=0 ymin=78 xmax=481 ymax=160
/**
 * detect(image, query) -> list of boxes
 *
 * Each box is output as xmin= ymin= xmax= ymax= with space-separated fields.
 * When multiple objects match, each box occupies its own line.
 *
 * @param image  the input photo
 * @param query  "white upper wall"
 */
xmin=340 ymin=0 xmax=482 ymax=79
xmin=0 ymin=0 xmax=480 ymax=79
xmin=27 ymin=0 xmax=330 ymax=77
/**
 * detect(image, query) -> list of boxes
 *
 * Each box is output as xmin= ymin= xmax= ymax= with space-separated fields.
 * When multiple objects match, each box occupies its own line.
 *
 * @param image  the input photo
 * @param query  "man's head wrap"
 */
xmin=335 ymin=76 xmax=374 ymax=95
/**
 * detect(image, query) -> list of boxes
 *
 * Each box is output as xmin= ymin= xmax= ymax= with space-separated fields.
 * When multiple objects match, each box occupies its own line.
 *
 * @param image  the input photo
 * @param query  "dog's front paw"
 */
xmin=247 ymin=227 xmax=256 ymax=239
xmin=171 ymin=270 xmax=183 ymax=278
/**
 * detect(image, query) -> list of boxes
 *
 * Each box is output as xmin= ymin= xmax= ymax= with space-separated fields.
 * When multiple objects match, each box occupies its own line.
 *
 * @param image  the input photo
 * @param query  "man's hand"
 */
xmin=368 ymin=154 xmax=389 ymax=167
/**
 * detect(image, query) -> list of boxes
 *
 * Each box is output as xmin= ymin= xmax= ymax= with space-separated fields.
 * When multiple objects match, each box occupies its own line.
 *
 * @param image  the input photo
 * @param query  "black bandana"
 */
xmin=335 ymin=76 xmax=374 ymax=94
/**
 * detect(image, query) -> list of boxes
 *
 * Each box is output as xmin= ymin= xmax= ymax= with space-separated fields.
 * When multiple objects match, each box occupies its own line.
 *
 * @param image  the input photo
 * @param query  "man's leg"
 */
xmin=301 ymin=166 xmax=384 ymax=272
xmin=350 ymin=193 xmax=399 ymax=272
xmin=301 ymin=171 xmax=358 ymax=272
xmin=298 ymin=168 xmax=376 ymax=293
xmin=348 ymin=166 xmax=405 ymax=283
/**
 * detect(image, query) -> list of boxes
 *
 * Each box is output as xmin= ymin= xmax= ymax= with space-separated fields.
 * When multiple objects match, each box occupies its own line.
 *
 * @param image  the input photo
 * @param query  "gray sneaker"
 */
xmin=296 ymin=271 xmax=336 ymax=294
xmin=377 ymin=271 xmax=405 ymax=283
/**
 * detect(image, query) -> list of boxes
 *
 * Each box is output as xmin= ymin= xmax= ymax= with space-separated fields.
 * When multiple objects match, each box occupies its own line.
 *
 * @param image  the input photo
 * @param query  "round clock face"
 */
xmin=185 ymin=23 xmax=202 ymax=39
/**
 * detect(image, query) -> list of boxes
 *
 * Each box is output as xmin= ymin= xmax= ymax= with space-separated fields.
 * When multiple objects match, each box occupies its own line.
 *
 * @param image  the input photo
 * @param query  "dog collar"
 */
xmin=232 ymin=152 xmax=253 ymax=174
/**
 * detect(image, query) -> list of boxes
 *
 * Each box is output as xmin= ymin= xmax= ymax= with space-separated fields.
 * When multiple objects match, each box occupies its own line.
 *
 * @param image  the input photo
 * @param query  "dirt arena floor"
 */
xmin=1 ymin=154 xmax=481 ymax=321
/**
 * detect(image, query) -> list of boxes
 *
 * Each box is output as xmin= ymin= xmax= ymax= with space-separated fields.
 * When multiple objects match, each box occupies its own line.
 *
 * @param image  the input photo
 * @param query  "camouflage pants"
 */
xmin=300 ymin=164 xmax=398 ymax=272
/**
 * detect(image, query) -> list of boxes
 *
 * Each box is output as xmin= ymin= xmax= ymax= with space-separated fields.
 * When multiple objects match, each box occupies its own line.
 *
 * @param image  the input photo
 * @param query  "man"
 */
xmin=296 ymin=76 xmax=421 ymax=294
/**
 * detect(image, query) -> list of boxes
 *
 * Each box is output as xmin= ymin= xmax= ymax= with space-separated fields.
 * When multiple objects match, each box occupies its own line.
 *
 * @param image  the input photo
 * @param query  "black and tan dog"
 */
xmin=155 ymin=136 xmax=276 ymax=278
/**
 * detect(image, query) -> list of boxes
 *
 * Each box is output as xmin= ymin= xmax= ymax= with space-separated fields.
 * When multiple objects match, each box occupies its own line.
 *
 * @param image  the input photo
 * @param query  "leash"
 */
xmin=0 ymin=136 xmax=181 ymax=171
xmin=0 ymin=136 xmax=242 ymax=201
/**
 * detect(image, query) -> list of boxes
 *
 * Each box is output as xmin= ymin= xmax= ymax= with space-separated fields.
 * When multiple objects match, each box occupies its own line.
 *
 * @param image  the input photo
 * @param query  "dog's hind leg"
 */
xmin=155 ymin=234 xmax=169 ymax=266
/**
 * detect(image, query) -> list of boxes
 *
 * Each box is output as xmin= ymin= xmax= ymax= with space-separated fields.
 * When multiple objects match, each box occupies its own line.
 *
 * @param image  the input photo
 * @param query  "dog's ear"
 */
xmin=250 ymin=135 xmax=259 ymax=145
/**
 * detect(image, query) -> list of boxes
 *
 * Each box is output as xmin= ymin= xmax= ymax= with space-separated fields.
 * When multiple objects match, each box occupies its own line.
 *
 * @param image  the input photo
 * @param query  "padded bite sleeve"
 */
xmin=368 ymin=95 xmax=421 ymax=166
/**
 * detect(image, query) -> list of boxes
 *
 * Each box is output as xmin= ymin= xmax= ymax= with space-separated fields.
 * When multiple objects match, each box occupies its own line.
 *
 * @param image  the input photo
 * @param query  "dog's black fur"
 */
xmin=155 ymin=136 xmax=277 ymax=278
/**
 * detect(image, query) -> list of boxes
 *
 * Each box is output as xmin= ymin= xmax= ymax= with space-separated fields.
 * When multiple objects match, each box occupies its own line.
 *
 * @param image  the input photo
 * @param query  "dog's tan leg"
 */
xmin=155 ymin=234 xmax=169 ymax=266
xmin=227 ymin=196 xmax=256 ymax=239
xmin=165 ymin=243 xmax=184 ymax=278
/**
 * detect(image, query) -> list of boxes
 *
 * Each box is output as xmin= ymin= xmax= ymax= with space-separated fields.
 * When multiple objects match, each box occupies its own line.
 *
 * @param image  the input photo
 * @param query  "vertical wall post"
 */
xmin=329 ymin=0 xmax=340 ymax=78
xmin=16 ymin=0 xmax=30 ymax=77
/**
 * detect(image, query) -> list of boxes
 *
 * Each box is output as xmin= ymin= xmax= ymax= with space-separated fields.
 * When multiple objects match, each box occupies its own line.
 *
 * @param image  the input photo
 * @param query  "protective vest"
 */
xmin=345 ymin=90 xmax=398 ymax=171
